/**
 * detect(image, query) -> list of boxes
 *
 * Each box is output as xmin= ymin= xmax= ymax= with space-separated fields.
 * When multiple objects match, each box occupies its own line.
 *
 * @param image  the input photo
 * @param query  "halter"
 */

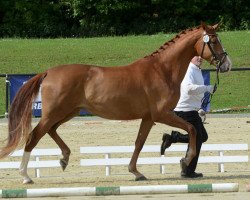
xmin=200 ymin=32 xmax=228 ymax=110
xmin=200 ymin=31 xmax=228 ymax=85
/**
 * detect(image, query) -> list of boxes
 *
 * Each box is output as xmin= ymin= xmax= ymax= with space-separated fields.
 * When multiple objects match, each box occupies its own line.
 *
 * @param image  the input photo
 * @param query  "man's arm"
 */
xmin=186 ymin=84 xmax=214 ymax=95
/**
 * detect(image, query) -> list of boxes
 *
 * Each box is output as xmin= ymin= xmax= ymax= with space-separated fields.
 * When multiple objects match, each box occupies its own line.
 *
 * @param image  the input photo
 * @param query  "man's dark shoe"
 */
xmin=160 ymin=133 xmax=172 ymax=155
xmin=181 ymin=172 xmax=203 ymax=178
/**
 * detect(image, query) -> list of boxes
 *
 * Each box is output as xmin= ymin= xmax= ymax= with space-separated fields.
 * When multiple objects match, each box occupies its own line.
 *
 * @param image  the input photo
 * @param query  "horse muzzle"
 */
xmin=219 ymin=56 xmax=232 ymax=73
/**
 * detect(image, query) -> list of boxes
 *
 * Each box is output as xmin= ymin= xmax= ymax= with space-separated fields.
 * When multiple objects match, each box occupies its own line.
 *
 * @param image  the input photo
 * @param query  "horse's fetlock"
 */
xmin=19 ymin=169 xmax=25 ymax=176
xmin=62 ymin=149 xmax=71 ymax=158
xmin=128 ymin=165 xmax=135 ymax=173
xmin=128 ymin=166 xmax=132 ymax=172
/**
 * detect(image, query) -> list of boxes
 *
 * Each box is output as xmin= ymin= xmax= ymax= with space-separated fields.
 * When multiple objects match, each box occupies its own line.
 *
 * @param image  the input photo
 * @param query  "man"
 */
xmin=161 ymin=56 xmax=215 ymax=178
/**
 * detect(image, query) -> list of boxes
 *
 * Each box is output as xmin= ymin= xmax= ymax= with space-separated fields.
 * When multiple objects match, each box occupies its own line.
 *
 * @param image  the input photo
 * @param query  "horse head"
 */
xmin=195 ymin=22 xmax=232 ymax=73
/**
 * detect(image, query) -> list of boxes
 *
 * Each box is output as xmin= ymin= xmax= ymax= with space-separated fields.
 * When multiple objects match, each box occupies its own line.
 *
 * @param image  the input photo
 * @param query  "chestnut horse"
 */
xmin=0 ymin=22 xmax=231 ymax=184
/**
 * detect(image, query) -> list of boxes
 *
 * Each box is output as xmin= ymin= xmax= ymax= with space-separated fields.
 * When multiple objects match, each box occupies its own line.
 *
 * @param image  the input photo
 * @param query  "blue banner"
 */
xmin=9 ymin=75 xmax=42 ymax=116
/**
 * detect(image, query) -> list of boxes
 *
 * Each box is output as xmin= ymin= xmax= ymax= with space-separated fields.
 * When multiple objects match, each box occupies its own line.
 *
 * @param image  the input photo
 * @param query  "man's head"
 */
xmin=191 ymin=56 xmax=203 ymax=68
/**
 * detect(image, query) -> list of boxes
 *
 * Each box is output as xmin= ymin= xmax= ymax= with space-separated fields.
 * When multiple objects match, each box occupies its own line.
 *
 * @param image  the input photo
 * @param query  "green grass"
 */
xmin=210 ymin=71 xmax=250 ymax=110
xmin=0 ymin=30 xmax=250 ymax=115
xmin=0 ymin=35 xmax=168 ymax=73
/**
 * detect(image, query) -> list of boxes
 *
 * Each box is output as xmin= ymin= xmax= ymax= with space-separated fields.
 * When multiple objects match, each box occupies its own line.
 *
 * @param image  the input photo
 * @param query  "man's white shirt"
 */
xmin=174 ymin=63 xmax=212 ymax=111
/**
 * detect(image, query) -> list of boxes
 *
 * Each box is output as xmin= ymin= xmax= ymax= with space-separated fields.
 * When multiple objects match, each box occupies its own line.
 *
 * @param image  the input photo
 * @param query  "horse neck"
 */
xmin=155 ymin=29 xmax=202 ymax=84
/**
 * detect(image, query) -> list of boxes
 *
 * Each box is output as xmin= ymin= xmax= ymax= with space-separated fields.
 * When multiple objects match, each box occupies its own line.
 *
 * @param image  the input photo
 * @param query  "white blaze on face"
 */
xmin=220 ymin=55 xmax=232 ymax=72
xmin=225 ymin=55 xmax=232 ymax=71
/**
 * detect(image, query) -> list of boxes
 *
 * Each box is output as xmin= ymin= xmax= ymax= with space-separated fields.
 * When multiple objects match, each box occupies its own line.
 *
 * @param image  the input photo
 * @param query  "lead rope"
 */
xmin=201 ymin=64 xmax=219 ymax=110
xmin=200 ymin=33 xmax=220 ymax=112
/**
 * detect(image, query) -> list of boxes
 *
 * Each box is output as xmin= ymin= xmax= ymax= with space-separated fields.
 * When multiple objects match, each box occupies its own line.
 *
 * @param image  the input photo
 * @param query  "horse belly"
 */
xmin=83 ymin=67 xmax=150 ymax=120
xmin=84 ymin=94 xmax=149 ymax=120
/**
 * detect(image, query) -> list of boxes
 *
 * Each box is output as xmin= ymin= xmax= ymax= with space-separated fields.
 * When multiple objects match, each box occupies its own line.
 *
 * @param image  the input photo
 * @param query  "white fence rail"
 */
xmin=0 ymin=144 xmax=248 ymax=178
xmin=80 ymin=144 xmax=249 ymax=176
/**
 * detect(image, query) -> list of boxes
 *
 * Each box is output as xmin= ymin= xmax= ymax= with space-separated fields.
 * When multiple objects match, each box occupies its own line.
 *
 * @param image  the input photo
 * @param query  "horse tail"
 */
xmin=0 ymin=72 xmax=47 ymax=159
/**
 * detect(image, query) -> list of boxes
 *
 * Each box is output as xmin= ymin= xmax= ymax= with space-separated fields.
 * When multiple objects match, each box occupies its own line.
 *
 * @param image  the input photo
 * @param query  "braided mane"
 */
xmin=145 ymin=25 xmax=202 ymax=57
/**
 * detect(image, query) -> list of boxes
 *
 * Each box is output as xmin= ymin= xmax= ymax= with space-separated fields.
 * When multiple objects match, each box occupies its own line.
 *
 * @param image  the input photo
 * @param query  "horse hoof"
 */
xmin=135 ymin=175 xmax=147 ymax=181
xmin=160 ymin=133 xmax=172 ymax=155
xmin=23 ymin=179 xmax=34 ymax=184
xmin=60 ymin=159 xmax=68 ymax=171
xmin=180 ymin=158 xmax=188 ymax=174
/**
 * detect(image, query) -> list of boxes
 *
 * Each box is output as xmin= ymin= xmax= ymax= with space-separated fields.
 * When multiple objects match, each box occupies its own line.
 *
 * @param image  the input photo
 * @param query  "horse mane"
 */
xmin=145 ymin=25 xmax=202 ymax=58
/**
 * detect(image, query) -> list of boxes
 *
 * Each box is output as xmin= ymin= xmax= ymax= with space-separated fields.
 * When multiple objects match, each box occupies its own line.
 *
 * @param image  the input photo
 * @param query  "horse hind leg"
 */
xmin=19 ymin=151 xmax=33 ymax=184
xmin=129 ymin=118 xmax=154 ymax=181
xmin=48 ymin=109 xmax=80 ymax=171
xmin=20 ymin=119 xmax=53 ymax=184
xmin=48 ymin=127 xmax=71 ymax=171
xmin=20 ymin=108 xmax=77 ymax=184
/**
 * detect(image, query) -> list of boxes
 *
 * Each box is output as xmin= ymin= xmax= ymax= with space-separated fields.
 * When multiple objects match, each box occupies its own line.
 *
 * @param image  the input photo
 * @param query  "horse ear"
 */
xmin=201 ymin=21 xmax=208 ymax=31
xmin=213 ymin=23 xmax=220 ymax=31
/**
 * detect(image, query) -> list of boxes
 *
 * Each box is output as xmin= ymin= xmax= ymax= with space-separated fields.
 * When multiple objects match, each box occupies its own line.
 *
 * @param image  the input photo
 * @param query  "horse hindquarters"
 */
xmin=19 ymin=68 xmax=84 ymax=184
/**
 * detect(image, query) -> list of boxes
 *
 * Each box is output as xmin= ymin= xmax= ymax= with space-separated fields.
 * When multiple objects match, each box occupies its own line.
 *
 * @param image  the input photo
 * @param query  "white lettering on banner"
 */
xmin=33 ymin=102 xmax=42 ymax=110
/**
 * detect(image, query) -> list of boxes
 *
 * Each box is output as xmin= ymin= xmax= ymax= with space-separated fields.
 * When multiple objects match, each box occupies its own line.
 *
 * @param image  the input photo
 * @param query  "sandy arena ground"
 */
xmin=0 ymin=114 xmax=249 ymax=199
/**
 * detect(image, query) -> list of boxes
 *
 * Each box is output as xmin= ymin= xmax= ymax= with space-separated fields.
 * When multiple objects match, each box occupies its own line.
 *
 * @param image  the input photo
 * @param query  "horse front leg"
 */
xmin=156 ymin=111 xmax=197 ymax=171
xmin=129 ymin=118 xmax=154 ymax=181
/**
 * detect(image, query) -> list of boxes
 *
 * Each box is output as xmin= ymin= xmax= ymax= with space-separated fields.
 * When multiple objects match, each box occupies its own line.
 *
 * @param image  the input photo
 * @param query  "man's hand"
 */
xmin=198 ymin=109 xmax=206 ymax=123
xmin=206 ymin=84 xmax=217 ymax=94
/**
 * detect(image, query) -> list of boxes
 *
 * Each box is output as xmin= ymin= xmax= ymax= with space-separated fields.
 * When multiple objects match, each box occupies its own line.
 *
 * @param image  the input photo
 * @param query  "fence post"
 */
xmin=160 ymin=155 xmax=165 ymax=174
xmin=35 ymin=156 xmax=41 ymax=178
xmin=218 ymin=151 xmax=224 ymax=172
xmin=105 ymin=153 xmax=111 ymax=176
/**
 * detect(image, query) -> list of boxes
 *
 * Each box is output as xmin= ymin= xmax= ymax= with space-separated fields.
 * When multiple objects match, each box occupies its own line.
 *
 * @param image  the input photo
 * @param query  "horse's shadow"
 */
xmin=148 ymin=173 xmax=250 ymax=182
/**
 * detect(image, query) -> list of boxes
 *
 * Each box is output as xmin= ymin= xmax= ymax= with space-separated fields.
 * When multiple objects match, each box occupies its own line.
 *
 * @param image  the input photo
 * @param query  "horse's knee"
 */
xmin=134 ymin=138 xmax=143 ymax=150
xmin=187 ymin=124 xmax=196 ymax=136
